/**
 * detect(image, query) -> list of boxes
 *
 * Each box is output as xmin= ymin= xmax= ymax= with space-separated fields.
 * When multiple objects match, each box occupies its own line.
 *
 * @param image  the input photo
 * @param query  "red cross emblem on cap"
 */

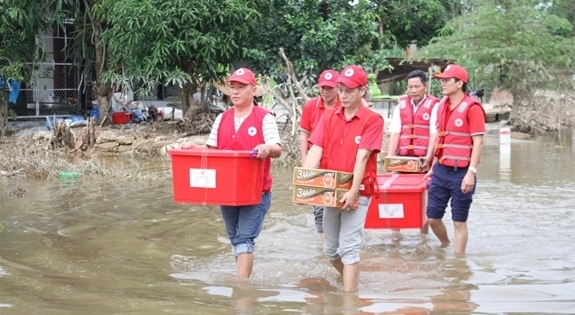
xmin=235 ymin=69 xmax=245 ymax=75
xmin=324 ymin=73 xmax=332 ymax=80
xmin=344 ymin=69 xmax=354 ymax=77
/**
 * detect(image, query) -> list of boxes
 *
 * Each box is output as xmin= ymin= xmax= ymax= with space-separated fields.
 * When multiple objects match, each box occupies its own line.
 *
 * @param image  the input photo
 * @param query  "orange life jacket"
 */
xmin=397 ymin=95 xmax=439 ymax=157
xmin=435 ymin=95 xmax=484 ymax=168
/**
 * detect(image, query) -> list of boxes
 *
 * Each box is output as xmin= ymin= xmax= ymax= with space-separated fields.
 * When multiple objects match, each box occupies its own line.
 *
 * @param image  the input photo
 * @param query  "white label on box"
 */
xmin=189 ymin=168 xmax=216 ymax=188
xmin=378 ymin=204 xmax=404 ymax=218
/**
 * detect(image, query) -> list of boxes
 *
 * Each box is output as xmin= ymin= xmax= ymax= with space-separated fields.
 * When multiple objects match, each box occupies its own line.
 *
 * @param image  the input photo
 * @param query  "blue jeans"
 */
xmin=427 ymin=163 xmax=476 ymax=222
xmin=220 ymin=192 xmax=271 ymax=256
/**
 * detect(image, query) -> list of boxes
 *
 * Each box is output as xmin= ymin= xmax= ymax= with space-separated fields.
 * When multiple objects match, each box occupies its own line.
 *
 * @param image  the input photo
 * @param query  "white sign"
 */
xmin=189 ymin=168 xmax=216 ymax=188
xmin=378 ymin=203 xmax=404 ymax=218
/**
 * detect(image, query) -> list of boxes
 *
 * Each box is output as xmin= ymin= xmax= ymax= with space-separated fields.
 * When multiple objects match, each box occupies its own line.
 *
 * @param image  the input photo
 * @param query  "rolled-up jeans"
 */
xmin=322 ymin=196 xmax=371 ymax=265
xmin=220 ymin=192 xmax=271 ymax=256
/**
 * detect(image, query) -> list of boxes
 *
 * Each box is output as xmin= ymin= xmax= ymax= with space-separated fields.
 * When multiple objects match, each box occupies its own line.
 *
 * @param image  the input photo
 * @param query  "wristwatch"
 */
xmin=468 ymin=166 xmax=477 ymax=174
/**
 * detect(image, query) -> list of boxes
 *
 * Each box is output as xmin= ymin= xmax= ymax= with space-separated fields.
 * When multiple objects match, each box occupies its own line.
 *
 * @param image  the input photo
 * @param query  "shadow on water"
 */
xmin=0 ymin=129 xmax=574 ymax=314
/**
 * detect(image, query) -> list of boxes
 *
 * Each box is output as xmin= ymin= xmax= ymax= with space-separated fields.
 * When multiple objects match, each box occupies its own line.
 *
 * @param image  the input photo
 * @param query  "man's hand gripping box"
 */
xmin=292 ymin=167 xmax=353 ymax=189
xmin=292 ymin=185 xmax=358 ymax=209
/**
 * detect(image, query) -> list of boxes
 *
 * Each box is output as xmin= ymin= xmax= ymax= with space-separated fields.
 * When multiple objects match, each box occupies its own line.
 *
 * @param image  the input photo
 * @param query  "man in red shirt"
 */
xmin=426 ymin=64 xmax=486 ymax=254
xmin=304 ymin=65 xmax=384 ymax=291
xmin=179 ymin=68 xmax=282 ymax=277
xmin=300 ymin=69 xmax=340 ymax=242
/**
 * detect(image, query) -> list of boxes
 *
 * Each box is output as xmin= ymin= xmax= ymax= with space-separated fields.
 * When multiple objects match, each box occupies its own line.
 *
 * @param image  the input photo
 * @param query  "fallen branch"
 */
xmin=279 ymin=48 xmax=311 ymax=104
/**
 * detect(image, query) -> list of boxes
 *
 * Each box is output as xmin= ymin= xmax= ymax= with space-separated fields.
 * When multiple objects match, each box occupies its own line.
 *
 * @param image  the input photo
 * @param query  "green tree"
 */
xmin=97 ymin=0 xmax=264 ymax=114
xmin=373 ymin=0 xmax=455 ymax=48
xmin=0 ymin=0 xmax=68 ymax=136
xmin=244 ymin=0 xmax=380 ymax=85
xmin=420 ymin=0 xmax=575 ymax=132
xmin=74 ymin=0 xmax=113 ymax=124
xmin=547 ymin=0 xmax=575 ymax=35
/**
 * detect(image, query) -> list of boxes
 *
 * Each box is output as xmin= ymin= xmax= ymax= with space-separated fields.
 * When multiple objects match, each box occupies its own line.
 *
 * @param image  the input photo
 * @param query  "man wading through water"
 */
xmin=299 ymin=69 xmax=340 ymax=243
xmin=425 ymin=64 xmax=486 ymax=254
xmin=179 ymin=68 xmax=282 ymax=277
xmin=304 ymin=65 xmax=383 ymax=291
xmin=387 ymin=70 xmax=440 ymax=233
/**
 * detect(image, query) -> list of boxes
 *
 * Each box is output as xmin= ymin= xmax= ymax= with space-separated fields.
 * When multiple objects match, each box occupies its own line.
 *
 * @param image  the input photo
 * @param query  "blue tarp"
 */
xmin=45 ymin=115 xmax=87 ymax=130
xmin=0 ymin=77 xmax=21 ymax=103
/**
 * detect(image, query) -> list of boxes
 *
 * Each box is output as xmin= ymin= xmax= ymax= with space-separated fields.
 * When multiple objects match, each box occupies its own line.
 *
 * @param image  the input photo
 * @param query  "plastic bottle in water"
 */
xmin=59 ymin=172 xmax=79 ymax=179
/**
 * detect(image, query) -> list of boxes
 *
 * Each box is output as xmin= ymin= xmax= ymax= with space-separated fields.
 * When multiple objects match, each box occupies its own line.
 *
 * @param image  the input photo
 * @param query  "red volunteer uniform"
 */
xmin=435 ymin=95 xmax=486 ymax=168
xmin=308 ymin=105 xmax=384 ymax=196
xmin=300 ymin=96 xmax=342 ymax=135
xmin=397 ymin=95 xmax=440 ymax=157
xmin=217 ymin=106 xmax=272 ymax=192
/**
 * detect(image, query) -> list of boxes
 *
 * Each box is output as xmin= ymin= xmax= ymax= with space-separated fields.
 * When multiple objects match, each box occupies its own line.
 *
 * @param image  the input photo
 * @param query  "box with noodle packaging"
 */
xmin=293 ymin=167 xmax=353 ymax=189
xmin=292 ymin=185 xmax=358 ymax=209
xmin=383 ymin=156 xmax=424 ymax=173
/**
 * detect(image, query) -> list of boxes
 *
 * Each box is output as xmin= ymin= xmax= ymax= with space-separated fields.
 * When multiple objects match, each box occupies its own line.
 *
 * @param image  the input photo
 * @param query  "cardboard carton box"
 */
xmin=293 ymin=185 xmax=358 ymax=209
xmin=383 ymin=156 xmax=424 ymax=173
xmin=293 ymin=167 xmax=353 ymax=189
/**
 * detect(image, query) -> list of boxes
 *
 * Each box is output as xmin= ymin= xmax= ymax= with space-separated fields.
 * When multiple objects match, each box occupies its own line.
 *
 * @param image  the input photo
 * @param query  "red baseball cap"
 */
xmin=227 ymin=68 xmax=257 ymax=86
xmin=318 ymin=70 xmax=339 ymax=88
xmin=336 ymin=65 xmax=368 ymax=88
xmin=434 ymin=64 xmax=468 ymax=83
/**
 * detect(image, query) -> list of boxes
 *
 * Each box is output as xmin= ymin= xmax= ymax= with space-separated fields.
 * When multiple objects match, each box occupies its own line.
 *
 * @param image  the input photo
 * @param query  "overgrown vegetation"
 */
xmin=0 ymin=136 xmax=172 ymax=182
xmin=420 ymin=0 xmax=575 ymax=133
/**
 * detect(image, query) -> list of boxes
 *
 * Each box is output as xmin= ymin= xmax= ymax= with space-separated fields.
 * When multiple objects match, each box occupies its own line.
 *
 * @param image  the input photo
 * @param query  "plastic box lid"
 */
xmin=168 ymin=149 xmax=255 ymax=158
xmin=376 ymin=174 xmax=428 ymax=193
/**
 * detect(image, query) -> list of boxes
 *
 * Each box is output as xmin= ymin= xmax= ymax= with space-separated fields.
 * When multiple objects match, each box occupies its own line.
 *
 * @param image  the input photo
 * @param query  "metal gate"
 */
xmin=12 ymin=23 xmax=80 ymax=118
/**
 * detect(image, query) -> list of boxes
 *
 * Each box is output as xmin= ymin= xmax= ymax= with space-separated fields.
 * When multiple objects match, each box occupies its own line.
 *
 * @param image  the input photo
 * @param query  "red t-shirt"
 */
xmin=299 ymin=96 xmax=341 ymax=134
xmin=443 ymin=99 xmax=486 ymax=136
xmin=309 ymin=105 xmax=383 ymax=153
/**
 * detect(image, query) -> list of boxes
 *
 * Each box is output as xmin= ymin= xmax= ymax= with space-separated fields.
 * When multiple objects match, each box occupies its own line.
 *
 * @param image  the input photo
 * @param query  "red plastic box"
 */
xmin=112 ymin=112 xmax=131 ymax=124
xmin=365 ymin=174 xmax=429 ymax=229
xmin=168 ymin=149 xmax=265 ymax=206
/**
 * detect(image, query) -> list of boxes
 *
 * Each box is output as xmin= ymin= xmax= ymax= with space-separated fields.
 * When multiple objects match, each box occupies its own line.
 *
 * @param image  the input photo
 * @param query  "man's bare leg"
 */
xmin=319 ymin=233 xmax=325 ymax=244
xmin=236 ymin=253 xmax=254 ymax=278
xmin=453 ymin=221 xmax=468 ymax=254
xmin=428 ymin=218 xmax=450 ymax=246
xmin=343 ymin=263 xmax=360 ymax=292
xmin=420 ymin=221 xmax=429 ymax=234
xmin=330 ymin=258 xmax=344 ymax=275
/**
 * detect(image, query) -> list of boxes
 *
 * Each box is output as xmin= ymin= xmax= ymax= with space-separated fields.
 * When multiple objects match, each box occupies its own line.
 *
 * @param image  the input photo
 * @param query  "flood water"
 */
xmin=1 ymin=129 xmax=574 ymax=314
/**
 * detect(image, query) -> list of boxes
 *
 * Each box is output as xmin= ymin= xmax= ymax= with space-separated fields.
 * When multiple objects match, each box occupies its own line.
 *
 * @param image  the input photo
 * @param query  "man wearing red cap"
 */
xmin=180 ymin=67 xmax=282 ymax=277
xmin=304 ymin=65 xmax=384 ymax=291
xmin=300 ymin=69 xmax=340 ymax=242
xmin=426 ymin=64 xmax=485 ymax=254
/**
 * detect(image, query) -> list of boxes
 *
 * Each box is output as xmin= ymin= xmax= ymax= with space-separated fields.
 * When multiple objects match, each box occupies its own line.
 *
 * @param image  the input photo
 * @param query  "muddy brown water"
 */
xmin=1 ymin=130 xmax=574 ymax=314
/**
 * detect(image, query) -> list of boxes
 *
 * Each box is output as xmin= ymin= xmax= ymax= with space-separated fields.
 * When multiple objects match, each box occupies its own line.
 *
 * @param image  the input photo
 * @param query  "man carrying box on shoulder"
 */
xmin=179 ymin=68 xmax=282 ymax=278
xmin=303 ymin=65 xmax=384 ymax=291
xmin=425 ymin=64 xmax=485 ymax=254
xmin=300 ymin=69 xmax=340 ymax=243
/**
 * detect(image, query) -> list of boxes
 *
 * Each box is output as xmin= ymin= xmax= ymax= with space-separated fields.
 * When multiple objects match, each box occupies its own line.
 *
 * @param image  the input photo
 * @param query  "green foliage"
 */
xmin=0 ymin=0 xmax=70 ymax=79
xmin=546 ymin=0 xmax=575 ymax=34
xmin=97 ymin=0 xmax=264 ymax=93
xmin=0 ymin=0 xmax=70 ymax=134
xmin=244 ymin=0 xmax=379 ymax=83
xmin=374 ymin=0 xmax=455 ymax=47
xmin=420 ymin=0 xmax=575 ymax=95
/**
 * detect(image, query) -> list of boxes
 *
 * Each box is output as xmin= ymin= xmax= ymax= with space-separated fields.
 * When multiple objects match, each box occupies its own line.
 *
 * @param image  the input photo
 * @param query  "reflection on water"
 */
xmin=0 ymin=131 xmax=574 ymax=314
xmin=499 ymin=142 xmax=511 ymax=182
